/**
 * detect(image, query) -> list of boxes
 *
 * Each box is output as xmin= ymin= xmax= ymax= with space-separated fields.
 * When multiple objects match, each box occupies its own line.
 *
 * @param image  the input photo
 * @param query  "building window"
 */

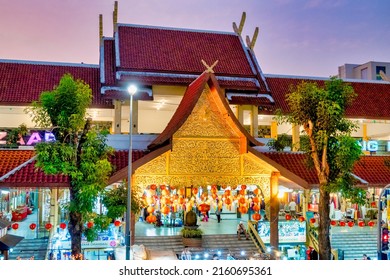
xmin=361 ymin=68 xmax=368 ymax=80
xmin=376 ymin=66 xmax=386 ymax=80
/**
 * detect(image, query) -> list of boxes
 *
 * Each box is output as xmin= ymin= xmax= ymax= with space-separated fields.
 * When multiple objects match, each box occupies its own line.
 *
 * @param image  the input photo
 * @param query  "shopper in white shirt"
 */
xmin=288 ymin=200 xmax=297 ymax=219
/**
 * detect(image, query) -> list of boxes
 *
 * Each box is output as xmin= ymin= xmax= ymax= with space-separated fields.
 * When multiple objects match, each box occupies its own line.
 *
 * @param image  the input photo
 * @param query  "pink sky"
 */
xmin=0 ymin=0 xmax=389 ymax=77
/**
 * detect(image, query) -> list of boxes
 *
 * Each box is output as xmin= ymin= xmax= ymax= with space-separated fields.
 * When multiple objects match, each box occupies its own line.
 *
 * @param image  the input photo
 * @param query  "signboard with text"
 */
xmin=257 ymin=221 xmax=306 ymax=244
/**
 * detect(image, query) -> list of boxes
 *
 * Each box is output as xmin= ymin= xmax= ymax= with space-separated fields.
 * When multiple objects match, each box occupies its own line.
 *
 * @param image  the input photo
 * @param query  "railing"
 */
xmin=247 ymin=221 xmax=267 ymax=253
xmin=307 ymin=225 xmax=340 ymax=260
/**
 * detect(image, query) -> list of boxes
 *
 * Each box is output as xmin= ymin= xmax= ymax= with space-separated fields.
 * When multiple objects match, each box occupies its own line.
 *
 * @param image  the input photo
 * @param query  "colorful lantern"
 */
xmin=252 ymin=204 xmax=260 ymax=212
xmin=170 ymin=185 xmax=176 ymax=191
xmin=45 ymin=223 xmax=52 ymax=231
xmin=59 ymin=223 xmax=67 ymax=230
xmin=285 ymin=214 xmax=292 ymax=221
xmin=298 ymin=216 xmax=305 ymax=223
xmin=146 ymin=214 xmax=157 ymax=223
xmin=161 ymin=206 xmax=170 ymax=215
xmin=252 ymin=197 xmax=259 ymax=203
xmin=12 ymin=223 xmax=19 ymax=230
xmin=239 ymin=206 xmax=248 ymax=214
xmin=241 ymin=185 xmax=247 ymax=190
xmin=150 ymin=184 xmax=157 ymax=191
xmin=339 ymin=221 xmax=346 ymax=227
xmin=160 ymin=185 xmax=166 ymax=190
xmin=330 ymin=220 xmax=337 ymax=226
xmin=161 ymin=189 xmax=169 ymax=196
xmin=147 ymin=206 xmax=155 ymax=213
xmin=347 ymin=221 xmax=354 ymax=227
xmin=29 ymin=223 xmax=37 ymax=230
xmin=192 ymin=187 xmax=198 ymax=195
xmin=114 ymin=220 xmax=121 ymax=227
xmin=368 ymin=220 xmax=375 ymax=227
xmin=239 ymin=189 xmax=246 ymax=196
xmin=370 ymin=201 xmax=376 ymax=208
xmin=238 ymin=197 xmax=246 ymax=204
xmin=198 ymin=203 xmax=210 ymax=213
xmin=310 ymin=218 xmax=316 ymax=224
xmin=253 ymin=188 xmax=260 ymax=195
xmin=87 ymin=221 xmax=94 ymax=229
xmin=252 ymin=213 xmax=261 ymax=221
xmin=358 ymin=221 xmax=365 ymax=227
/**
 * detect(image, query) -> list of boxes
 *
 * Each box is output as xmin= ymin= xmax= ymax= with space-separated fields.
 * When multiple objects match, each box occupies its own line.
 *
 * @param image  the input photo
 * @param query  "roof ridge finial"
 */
xmin=201 ymin=59 xmax=219 ymax=73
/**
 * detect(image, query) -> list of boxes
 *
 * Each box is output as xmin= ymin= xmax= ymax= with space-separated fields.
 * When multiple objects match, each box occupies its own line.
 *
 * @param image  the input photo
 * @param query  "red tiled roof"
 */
xmin=118 ymin=25 xmax=255 ymax=77
xmin=352 ymin=156 xmax=390 ymax=186
xmin=0 ymin=149 xmax=148 ymax=187
xmin=0 ymin=150 xmax=35 ymax=177
xmin=265 ymin=76 xmax=390 ymax=119
xmin=0 ymin=60 xmax=112 ymax=108
xmin=102 ymin=39 xmax=116 ymax=86
xmin=228 ymin=95 xmax=273 ymax=106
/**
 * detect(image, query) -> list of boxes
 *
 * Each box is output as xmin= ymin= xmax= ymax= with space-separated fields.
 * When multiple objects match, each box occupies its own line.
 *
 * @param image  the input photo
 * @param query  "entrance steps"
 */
xmin=134 ymin=234 xmax=260 ymax=260
xmin=8 ymin=238 xmax=49 ymax=260
xmin=331 ymin=227 xmax=377 ymax=260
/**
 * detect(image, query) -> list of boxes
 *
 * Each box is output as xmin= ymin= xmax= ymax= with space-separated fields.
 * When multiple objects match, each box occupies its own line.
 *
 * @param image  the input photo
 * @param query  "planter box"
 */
xmin=182 ymin=237 xmax=202 ymax=248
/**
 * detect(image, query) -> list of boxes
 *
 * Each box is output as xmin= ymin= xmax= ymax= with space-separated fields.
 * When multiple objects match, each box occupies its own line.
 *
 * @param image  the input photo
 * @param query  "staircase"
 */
xmin=8 ymin=238 xmax=49 ymax=260
xmin=331 ymin=227 xmax=377 ymax=260
xmin=134 ymin=234 xmax=261 ymax=260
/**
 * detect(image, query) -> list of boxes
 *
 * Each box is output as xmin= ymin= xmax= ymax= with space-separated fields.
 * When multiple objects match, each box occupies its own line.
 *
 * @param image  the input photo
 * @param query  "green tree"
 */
xmin=276 ymin=77 xmax=365 ymax=260
xmin=27 ymin=74 xmax=114 ymax=259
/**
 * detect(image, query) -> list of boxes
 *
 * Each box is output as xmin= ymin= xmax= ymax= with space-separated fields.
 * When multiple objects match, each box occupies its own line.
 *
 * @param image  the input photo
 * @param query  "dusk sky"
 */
xmin=0 ymin=0 xmax=389 ymax=77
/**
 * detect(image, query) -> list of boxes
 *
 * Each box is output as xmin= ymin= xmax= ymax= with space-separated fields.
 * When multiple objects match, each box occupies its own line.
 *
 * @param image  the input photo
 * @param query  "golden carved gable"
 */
xmin=243 ymin=153 xmax=273 ymax=175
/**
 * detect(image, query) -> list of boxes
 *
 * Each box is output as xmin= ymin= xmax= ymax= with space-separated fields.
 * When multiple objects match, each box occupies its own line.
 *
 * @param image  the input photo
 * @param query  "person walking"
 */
xmin=215 ymin=206 xmax=221 ymax=223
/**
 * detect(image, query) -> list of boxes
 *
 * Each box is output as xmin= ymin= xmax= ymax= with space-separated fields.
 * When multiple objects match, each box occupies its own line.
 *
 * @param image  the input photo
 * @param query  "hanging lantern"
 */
xmin=87 ymin=221 xmax=94 ymax=229
xmin=59 ymin=222 xmax=67 ymax=230
xmin=238 ymin=197 xmax=246 ymax=204
xmin=161 ymin=206 xmax=170 ymax=215
xmin=177 ymin=188 xmax=185 ymax=196
xmin=252 ymin=197 xmax=259 ymax=203
xmin=150 ymin=184 xmax=157 ymax=191
xmin=198 ymin=203 xmax=210 ymax=213
xmin=252 ymin=204 xmax=260 ymax=212
xmin=12 ymin=223 xmax=19 ymax=230
xmin=178 ymin=197 xmax=185 ymax=204
xmin=330 ymin=220 xmax=337 ymax=226
xmin=241 ymin=185 xmax=247 ymax=190
xmin=347 ymin=221 xmax=354 ymax=228
xmin=239 ymin=189 xmax=246 ymax=196
xmin=146 ymin=214 xmax=157 ymax=223
xmin=147 ymin=206 xmax=155 ymax=214
xmin=225 ymin=197 xmax=232 ymax=205
xmin=285 ymin=214 xmax=292 ymax=221
xmin=170 ymin=185 xmax=176 ymax=191
xmin=160 ymin=185 xmax=166 ymax=191
xmin=161 ymin=189 xmax=169 ymax=196
xmin=253 ymin=188 xmax=260 ymax=195
xmin=224 ymin=190 xmax=231 ymax=196
xmin=239 ymin=206 xmax=248 ymax=214
xmin=310 ymin=218 xmax=316 ymax=224
xmin=358 ymin=221 xmax=365 ymax=227
xmin=29 ymin=223 xmax=37 ymax=231
xmin=370 ymin=201 xmax=376 ymax=208
xmin=45 ymin=223 xmax=52 ymax=231
xmin=339 ymin=221 xmax=346 ymax=227
xmin=192 ymin=187 xmax=198 ymax=196
xmin=221 ymin=185 xmax=227 ymax=190
xmin=298 ymin=216 xmax=305 ymax=223
xmin=252 ymin=213 xmax=261 ymax=221
xmin=368 ymin=220 xmax=375 ymax=227
xmin=114 ymin=220 xmax=121 ymax=227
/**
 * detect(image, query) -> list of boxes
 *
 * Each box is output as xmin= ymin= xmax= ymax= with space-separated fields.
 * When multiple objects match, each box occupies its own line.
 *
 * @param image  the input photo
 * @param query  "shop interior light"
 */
xmin=240 ymin=250 xmax=246 ymax=256
xmin=266 ymin=247 xmax=272 ymax=253
xmin=195 ymin=254 xmax=200 ymax=259
xmin=217 ymin=250 xmax=221 ymax=256
xmin=203 ymin=253 xmax=209 ymax=258
xmin=1 ymin=190 xmax=9 ymax=194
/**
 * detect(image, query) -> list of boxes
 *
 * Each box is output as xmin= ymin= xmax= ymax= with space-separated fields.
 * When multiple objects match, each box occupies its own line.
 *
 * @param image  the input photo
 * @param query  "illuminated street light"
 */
xmin=126 ymin=84 xmax=137 ymax=260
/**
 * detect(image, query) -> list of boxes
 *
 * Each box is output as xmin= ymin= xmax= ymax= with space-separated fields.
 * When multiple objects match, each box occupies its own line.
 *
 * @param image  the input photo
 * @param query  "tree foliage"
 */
xmin=276 ymin=77 xmax=364 ymax=259
xmin=28 ymin=73 xmax=114 ymax=257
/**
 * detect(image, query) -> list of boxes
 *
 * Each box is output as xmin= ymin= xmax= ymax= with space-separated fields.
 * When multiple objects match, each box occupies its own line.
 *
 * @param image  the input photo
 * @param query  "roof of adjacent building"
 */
xmin=0 ymin=60 xmax=113 ymax=108
xmin=264 ymin=75 xmax=390 ymax=119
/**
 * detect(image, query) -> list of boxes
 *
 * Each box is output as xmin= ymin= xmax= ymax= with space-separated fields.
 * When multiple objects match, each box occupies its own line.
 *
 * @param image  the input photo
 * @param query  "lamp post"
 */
xmin=126 ymin=84 xmax=137 ymax=260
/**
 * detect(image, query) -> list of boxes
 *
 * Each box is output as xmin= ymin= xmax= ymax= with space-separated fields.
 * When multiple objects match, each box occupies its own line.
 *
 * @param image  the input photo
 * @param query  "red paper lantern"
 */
xmin=370 ymin=201 xmax=376 ymax=208
xmin=146 ymin=214 xmax=157 ymax=223
xmin=239 ymin=206 xmax=248 ymax=214
xmin=59 ymin=223 xmax=67 ymax=230
xmin=114 ymin=220 xmax=121 ymax=227
xmin=285 ymin=214 xmax=292 ymax=221
xmin=45 ymin=223 xmax=52 ymax=231
xmin=310 ymin=218 xmax=316 ymax=224
xmin=330 ymin=220 xmax=337 ymax=226
xmin=87 ymin=221 xmax=94 ymax=229
xmin=358 ymin=221 xmax=365 ymax=227
xmin=368 ymin=220 xmax=375 ymax=227
xmin=12 ymin=223 xmax=19 ymax=230
xmin=339 ymin=221 xmax=346 ymax=227
xmin=298 ymin=216 xmax=305 ymax=223
xmin=29 ymin=223 xmax=37 ymax=230
xmin=161 ymin=206 xmax=170 ymax=215
xmin=198 ymin=203 xmax=210 ymax=213
xmin=150 ymin=184 xmax=157 ymax=191
xmin=347 ymin=221 xmax=354 ymax=227
xmin=241 ymin=185 xmax=247 ymax=190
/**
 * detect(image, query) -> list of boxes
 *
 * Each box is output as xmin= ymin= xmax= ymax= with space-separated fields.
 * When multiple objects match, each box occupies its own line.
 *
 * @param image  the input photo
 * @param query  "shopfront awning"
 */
xmin=0 ymin=234 xmax=24 ymax=250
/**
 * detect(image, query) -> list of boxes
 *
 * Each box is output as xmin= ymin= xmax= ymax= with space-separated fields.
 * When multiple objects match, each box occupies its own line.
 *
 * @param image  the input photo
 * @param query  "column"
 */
xmin=113 ymin=99 xmax=122 ymax=134
xmin=251 ymin=105 xmax=259 ymax=138
xmin=49 ymin=188 xmax=58 ymax=228
xmin=271 ymin=121 xmax=278 ymax=139
xmin=302 ymin=190 xmax=309 ymax=220
xmin=292 ymin=124 xmax=300 ymax=151
xmin=237 ymin=105 xmax=244 ymax=125
xmin=270 ymin=171 xmax=280 ymax=259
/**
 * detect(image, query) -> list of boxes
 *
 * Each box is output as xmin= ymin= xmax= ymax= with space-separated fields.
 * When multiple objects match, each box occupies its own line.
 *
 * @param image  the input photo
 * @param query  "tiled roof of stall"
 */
xmin=264 ymin=75 xmax=390 ymax=118
xmin=352 ymin=156 xmax=390 ymax=186
xmin=0 ymin=150 xmax=35 ymax=177
xmin=116 ymin=24 xmax=268 ymax=92
xmin=102 ymin=38 xmax=116 ymax=86
xmin=0 ymin=60 xmax=112 ymax=108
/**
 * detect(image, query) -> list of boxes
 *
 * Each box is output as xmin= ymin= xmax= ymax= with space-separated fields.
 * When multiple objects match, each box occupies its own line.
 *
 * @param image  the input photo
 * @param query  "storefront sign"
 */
xmin=257 ymin=221 xmax=306 ymax=243
xmin=0 ymin=131 xmax=56 ymax=145
xmin=358 ymin=140 xmax=390 ymax=152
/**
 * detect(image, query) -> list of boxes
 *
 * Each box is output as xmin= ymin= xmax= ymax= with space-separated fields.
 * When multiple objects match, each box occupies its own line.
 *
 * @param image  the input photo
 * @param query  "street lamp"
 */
xmin=126 ymin=84 xmax=137 ymax=260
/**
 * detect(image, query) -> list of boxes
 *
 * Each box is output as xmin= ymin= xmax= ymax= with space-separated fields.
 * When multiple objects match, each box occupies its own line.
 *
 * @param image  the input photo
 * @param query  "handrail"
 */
xmin=307 ymin=225 xmax=339 ymax=260
xmin=247 ymin=221 xmax=267 ymax=253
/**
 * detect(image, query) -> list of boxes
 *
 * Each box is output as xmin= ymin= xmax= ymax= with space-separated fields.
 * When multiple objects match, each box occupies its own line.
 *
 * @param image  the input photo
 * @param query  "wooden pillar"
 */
xmin=270 ymin=171 xmax=280 ymax=259
xmin=271 ymin=121 xmax=278 ymax=139
xmin=113 ymin=100 xmax=122 ymax=134
xmin=237 ymin=105 xmax=244 ymax=125
xmin=292 ymin=124 xmax=300 ymax=151
xmin=251 ymin=105 xmax=259 ymax=138
xmin=302 ymin=190 xmax=309 ymax=220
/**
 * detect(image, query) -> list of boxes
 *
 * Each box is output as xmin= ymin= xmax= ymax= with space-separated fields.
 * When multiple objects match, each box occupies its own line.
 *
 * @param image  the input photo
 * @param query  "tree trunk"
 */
xmin=318 ymin=185 xmax=331 ymax=260
xmin=131 ymin=212 xmax=136 ymax=245
xmin=69 ymin=210 xmax=83 ymax=259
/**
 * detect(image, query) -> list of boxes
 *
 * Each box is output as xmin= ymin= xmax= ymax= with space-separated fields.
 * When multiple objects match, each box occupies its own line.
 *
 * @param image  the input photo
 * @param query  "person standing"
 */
xmin=288 ymin=199 xmax=297 ymax=219
xmin=215 ymin=207 xmax=221 ymax=223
